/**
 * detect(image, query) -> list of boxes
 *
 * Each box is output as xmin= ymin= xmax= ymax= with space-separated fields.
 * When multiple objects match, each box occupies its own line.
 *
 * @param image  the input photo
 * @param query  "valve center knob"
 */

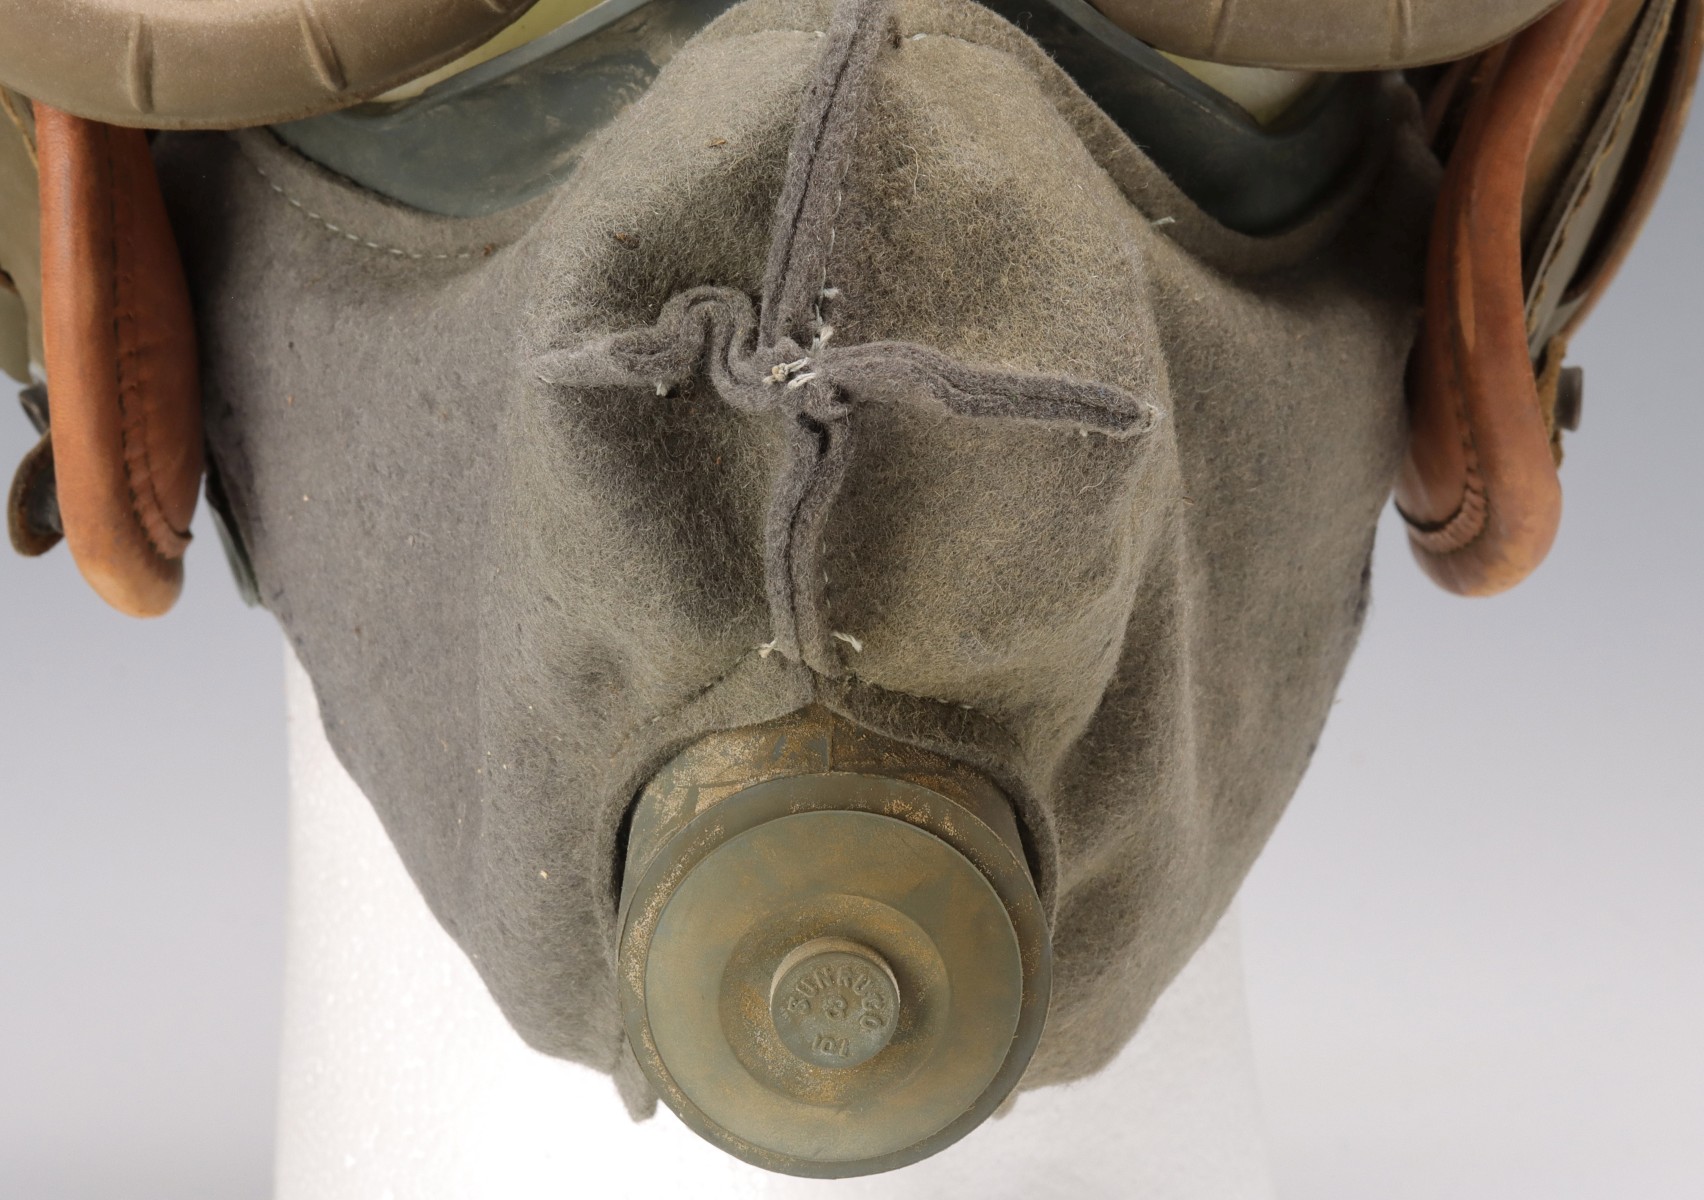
xmin=769 ymin=939 xmax=900 ymax=1069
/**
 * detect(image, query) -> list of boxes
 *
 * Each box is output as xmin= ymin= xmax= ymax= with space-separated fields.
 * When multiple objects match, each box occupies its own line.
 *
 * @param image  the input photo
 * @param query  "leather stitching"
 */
xmin=106 ymin=124 xmax=181 ymax=563
xmin=1398 ymin=192 xmax=1492 ymax=555
xmin=1401 ymin=297 xmax=1492 ymax=555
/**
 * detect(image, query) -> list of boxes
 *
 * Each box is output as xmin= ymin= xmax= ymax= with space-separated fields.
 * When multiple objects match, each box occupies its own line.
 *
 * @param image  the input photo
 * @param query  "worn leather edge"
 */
xmin=0 ymin=0 xmax=538 ymax=131
xmin=1395 ymin=0 xmax=1612 ymax=595
xmin=37 ymin=104 xmax=202 ymax=616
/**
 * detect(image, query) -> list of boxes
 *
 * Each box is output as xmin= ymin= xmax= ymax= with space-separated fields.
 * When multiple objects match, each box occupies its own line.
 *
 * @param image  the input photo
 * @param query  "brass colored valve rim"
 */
xmin=616 ymin=709 xmax=1050 ymax=1178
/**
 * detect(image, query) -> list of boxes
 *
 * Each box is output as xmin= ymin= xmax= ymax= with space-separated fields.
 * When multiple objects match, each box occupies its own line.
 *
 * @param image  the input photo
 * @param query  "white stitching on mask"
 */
xmin=249 ymin=160 xmax=483 ymax=261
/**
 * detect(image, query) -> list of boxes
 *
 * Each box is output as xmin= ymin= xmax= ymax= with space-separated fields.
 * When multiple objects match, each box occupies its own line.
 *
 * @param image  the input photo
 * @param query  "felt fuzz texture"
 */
xmin=159 ymin=0 xmax=1435 ymax=1113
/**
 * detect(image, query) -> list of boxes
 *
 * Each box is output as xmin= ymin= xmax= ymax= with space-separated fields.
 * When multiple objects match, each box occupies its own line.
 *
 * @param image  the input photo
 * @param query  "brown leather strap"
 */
xmin=36 ymin=104 xmax=202 ymax=616
xmin=1397 ymin=0 xmax=1699 ymax=595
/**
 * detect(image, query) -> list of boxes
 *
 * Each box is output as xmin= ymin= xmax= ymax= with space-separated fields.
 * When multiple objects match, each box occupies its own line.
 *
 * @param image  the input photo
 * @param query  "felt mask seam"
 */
xmin=145 ymin=0 xmax=1440 ymax=1131
xmin=753 ymin=0 xmax=889 ymax=669
xmin=812 ymin=670 xmax=1031 ymax=773
xmin=532 ymin=302 xmax=1160 ymax=660
xmin=537 ymin=0 xmax=1160 ymax=689
xmin=605 ymin=644 xmax=769 ymax=762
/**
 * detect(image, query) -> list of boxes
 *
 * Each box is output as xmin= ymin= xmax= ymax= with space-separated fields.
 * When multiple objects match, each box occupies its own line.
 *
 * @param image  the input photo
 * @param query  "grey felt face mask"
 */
xmin=157 ymin=0 xmax=1431 ymax=1150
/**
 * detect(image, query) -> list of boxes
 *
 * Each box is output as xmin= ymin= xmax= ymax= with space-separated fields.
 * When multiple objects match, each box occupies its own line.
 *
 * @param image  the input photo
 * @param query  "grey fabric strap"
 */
xmin=537 ymin=0 xmax=1159 ymax=670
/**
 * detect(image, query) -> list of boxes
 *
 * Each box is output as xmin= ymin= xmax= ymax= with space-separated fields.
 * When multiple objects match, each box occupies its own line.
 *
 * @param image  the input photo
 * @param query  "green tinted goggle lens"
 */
xmin=274 ymin=0 xmax=1374 ymax=234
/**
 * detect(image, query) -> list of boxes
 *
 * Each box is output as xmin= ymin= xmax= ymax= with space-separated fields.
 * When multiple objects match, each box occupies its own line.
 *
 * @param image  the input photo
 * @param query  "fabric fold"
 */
xmin=535 ymin=0 xmax=1160 ymax=669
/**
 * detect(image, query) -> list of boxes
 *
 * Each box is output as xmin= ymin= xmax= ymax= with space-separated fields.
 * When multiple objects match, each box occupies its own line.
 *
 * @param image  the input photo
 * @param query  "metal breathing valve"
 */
xmin=617 ymin=707 xmax=1051 ymax=1177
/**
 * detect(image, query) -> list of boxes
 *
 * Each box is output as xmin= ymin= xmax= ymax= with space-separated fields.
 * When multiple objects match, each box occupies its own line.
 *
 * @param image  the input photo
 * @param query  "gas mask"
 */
xmin=3 ymin=0 xmax=1697 ymax=1178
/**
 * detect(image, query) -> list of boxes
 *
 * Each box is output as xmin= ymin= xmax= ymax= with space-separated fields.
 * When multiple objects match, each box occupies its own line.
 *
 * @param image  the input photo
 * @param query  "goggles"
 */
xmin=0 ymin=0 xmax=1699 ymax=604
xmin=271 ymin=0 xmax=1371 ymax=234
xmin=0 ymin=0 xmax=1697 ymax=1176
xmin=0 ymin=0 xmax=1564 ymax=131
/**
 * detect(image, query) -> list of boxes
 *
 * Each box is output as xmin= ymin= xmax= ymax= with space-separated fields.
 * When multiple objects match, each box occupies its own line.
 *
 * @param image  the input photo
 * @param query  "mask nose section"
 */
xmin=617 ymin=706 xmax=1051 ymax=1176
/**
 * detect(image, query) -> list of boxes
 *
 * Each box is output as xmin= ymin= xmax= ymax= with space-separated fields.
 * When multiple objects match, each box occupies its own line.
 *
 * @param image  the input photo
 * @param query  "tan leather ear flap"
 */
xmin=1399 ymin=0 xmax=1700 ymax=595
xmin=1090 ymin=0 xmax=1567 ymax=72
xmin=0 ymin=0 xmax=536 ymax=130
xmin=36 ymin=104 xmax=202 ymax=617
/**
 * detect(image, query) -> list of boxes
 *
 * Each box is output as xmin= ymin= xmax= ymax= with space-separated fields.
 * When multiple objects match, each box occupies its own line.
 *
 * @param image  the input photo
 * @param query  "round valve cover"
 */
xmin=617 ymin=711 xmax=1051 ymax=1177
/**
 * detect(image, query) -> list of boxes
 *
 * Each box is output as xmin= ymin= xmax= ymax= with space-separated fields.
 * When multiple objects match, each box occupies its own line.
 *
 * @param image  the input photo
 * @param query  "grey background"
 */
xmin=2 ymin=118 xmax=1699 ymax=1198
